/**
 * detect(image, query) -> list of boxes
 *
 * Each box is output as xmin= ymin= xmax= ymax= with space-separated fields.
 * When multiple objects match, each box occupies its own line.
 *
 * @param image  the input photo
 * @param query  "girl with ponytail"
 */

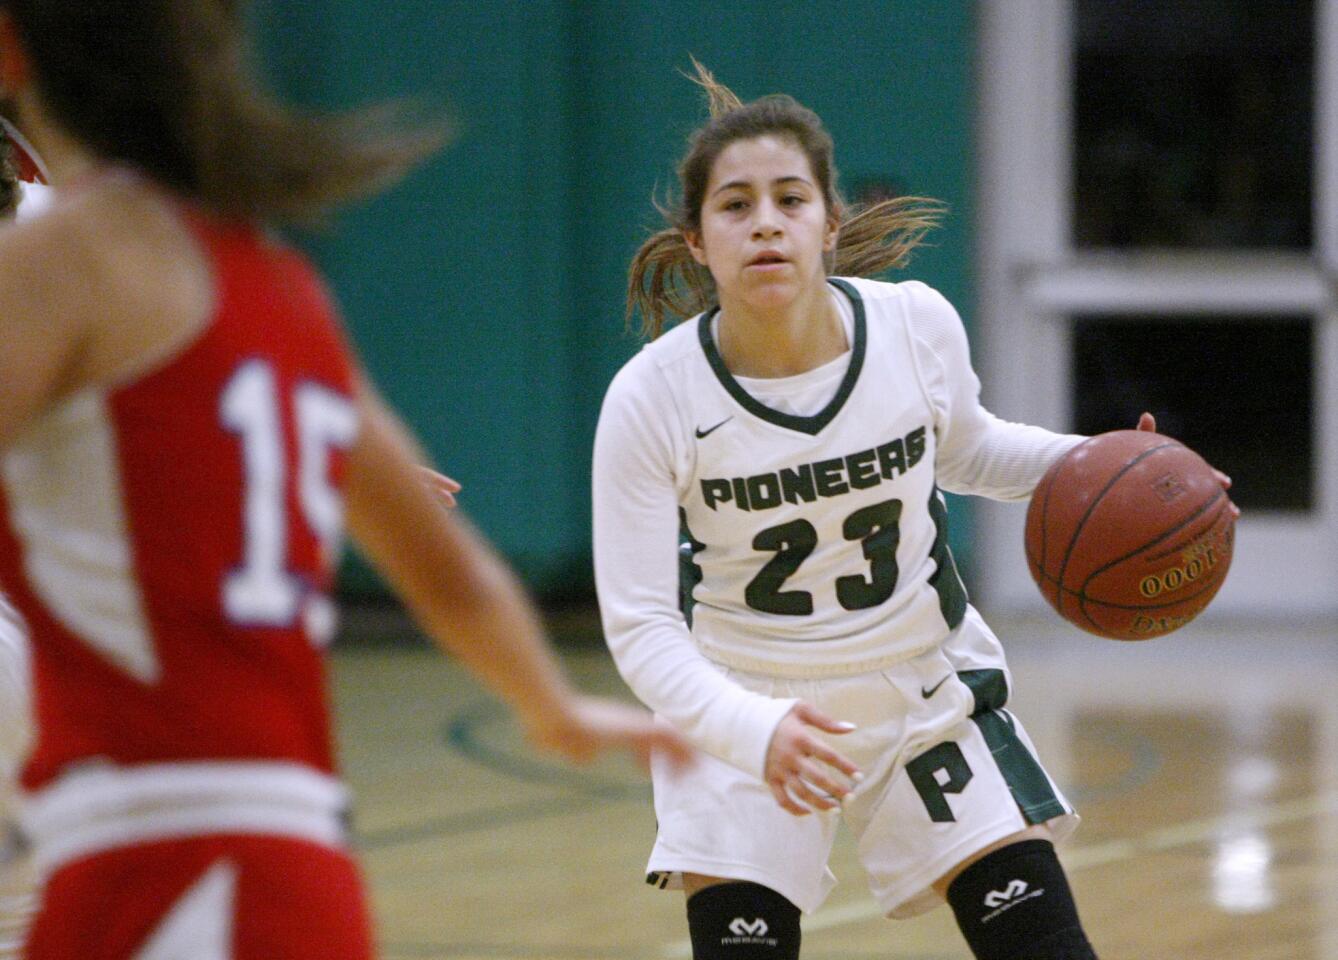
xmin=593 ymin=62 xmax=1144 ymax=960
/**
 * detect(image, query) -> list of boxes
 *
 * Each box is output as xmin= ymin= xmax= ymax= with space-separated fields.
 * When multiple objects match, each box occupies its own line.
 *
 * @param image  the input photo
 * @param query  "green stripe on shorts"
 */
xmin=957 ymin=668 xmax=1009 ymax=713
xmin=972 ymin=708 xmax=1067 ymax=824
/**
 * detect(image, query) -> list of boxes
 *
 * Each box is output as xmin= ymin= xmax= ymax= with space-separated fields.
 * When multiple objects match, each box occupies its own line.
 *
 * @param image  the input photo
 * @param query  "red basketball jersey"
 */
xmin=0 ymin=203 xmax=359 ymax=793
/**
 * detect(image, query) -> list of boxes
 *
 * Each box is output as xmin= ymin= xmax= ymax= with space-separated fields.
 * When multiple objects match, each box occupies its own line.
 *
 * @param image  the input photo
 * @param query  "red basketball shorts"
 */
xmin=24 ymin=834 xmax=373 ymax=960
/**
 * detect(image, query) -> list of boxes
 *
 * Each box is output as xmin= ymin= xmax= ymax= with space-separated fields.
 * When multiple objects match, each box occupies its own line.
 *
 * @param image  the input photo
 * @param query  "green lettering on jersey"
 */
xmin=746 ymin=473 xmax=783 ymax=510
xmin=812 ymin=458 xmax=848 ymax=497
xmin=906 ymin=426 xmax=926 ymax=469
xmin=698 ymin=424 xmax=928 ymax=513
xmin=845 ymin=449 xmax=879 ymax=489
xmin=743 ymin=499 xmax=905 ymax=616
xmin=835 ymin=498 xmax=902 ymax=610
xmin=731 ymin=477 xmax=751 ymax=511
xmin=701 ymin=479 xmax=732 ymax=510
xmin=779 ymin=464 xmax=817 ymax=504
xmin=876 ymin=438 xmax=907 ymax=479
xmin=744 ymin=519 xmax=817 ymax=615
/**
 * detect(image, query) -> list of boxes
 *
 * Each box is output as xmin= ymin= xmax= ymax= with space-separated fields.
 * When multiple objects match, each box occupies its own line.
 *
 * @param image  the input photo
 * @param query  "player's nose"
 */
xmin=751 ymin=202 xmax=782 ymax=238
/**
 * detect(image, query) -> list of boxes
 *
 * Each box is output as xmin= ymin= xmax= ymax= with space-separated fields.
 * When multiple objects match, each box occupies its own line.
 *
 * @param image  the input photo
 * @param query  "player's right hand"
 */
xmin=763 ymin=702 xmax=863 ymax=817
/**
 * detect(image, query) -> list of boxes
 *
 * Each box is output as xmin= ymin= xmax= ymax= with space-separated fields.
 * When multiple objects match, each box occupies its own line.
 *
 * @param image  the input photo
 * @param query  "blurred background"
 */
xmin=239 ymin=3 xmax=1337 ymax=957
xmin=251 ymin=0 xmax=1336 ymax=625
xmin=974 ymin=0 xmax=1335 ymax=623
xmin=250 ymin=0 xmax=976 ymax=604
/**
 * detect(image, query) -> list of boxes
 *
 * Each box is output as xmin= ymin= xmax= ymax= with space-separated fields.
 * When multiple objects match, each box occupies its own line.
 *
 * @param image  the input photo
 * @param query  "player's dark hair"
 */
xmin=0 ymin=0 xmax=444 ymax=222
xmin=0 ymin=123 xmax=17 ymax=218
xmin=628 ymin=59 xmax=944 ymax=339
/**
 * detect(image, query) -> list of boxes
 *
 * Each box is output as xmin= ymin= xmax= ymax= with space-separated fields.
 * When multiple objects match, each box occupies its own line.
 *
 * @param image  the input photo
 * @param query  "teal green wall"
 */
xmin=253 ymin=1 xmax=976 ymax=599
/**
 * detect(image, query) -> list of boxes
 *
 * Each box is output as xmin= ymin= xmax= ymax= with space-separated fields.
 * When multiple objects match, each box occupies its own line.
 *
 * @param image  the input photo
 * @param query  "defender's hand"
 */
xmin=418 ymin=466 xmax=462 ymax=508
xmin=523 ymin=695 xmax=695 ymax=772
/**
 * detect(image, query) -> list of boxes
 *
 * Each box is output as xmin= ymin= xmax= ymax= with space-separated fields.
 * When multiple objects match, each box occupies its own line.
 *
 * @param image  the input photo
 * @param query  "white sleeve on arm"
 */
xmin=592 ymin=360 xmax=796 ymax=780
xmin=904 ymin=282 xmax=1085 ymax=501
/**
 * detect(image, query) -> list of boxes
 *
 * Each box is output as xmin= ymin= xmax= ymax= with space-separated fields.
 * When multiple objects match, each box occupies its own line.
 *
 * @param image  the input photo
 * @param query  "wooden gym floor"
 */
xmin=331 ymin=605 xmax=1338 ymax=959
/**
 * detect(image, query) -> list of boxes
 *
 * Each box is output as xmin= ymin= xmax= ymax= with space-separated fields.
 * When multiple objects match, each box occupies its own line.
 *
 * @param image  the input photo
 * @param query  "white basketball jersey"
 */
xmin=676 ymin=278 xmax=965 ymax=674
xmin=593 ymin=277 xmax=1080 ymax=775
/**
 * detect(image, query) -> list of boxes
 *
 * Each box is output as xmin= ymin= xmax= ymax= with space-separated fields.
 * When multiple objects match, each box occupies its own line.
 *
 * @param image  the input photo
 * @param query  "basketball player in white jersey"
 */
xmin=0 ymin=115 xmax=51 ymax=960
xmin=594 ymin=64 xmax=1234 ymax=960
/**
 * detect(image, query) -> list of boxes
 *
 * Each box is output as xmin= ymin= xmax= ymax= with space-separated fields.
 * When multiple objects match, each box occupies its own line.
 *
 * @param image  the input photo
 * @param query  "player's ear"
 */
xmin=683 ymin=228 xmax=708 ymax=266
xmin=0 ymin=14 xmax=31 ymax=98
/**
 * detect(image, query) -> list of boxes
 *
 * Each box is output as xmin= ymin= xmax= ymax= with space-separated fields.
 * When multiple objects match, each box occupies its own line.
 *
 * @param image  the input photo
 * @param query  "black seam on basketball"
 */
xmin=1028 ymin=567 xmax=1065 ymax=591
xmin=1071 ymin=500 xmax=1232 ymax=626
xmin=1068 ymin=568 xmax=1229 ymax=615
xmin=1026 ymin=438 xmax=1093 ymax=616
xmin=1036 ymin=572 xmax=1225 ymax=614
xmin=1068 ymin=578 xmax=1227 ymax=613
xmin=1077 ymin=487 xmax=1227 ymax=589
xmin=1027 ymin=438 xmax=1083 ymax=598
xmin=1053 ymin=441 xmax=1179 ymax=620
xmin=1042 ymin=534 xmax=1231 ymax=612
xmin=1038 ymin=442 xmax=1076 ymax=574
xmin=1137 ymin=493 xmax=1230 ymax=563
xmin=1024 ymin=473 xmax=1052 ymax=589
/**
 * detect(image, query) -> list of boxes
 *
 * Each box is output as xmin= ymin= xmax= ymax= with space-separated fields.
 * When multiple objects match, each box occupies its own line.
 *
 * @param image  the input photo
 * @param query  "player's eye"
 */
xmin=780 ymin=194 xmax=805 ymax=207
xmin=722 ymin=198 xmax=748 ymax=212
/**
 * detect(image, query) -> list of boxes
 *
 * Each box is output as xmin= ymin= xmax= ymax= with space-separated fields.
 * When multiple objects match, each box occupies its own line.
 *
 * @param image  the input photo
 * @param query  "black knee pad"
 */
xmin=685 ymin=882 xmax=801 ymax=959
xmin=946 ymin=839 xmax=1097 ymax=960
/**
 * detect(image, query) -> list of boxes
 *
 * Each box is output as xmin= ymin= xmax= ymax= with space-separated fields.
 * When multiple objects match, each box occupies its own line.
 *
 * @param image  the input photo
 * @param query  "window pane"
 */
xmin=1071 ymin=315 xmax=1313 ymax=511
xmin=1073 ymin=0 xmax=1313 ymax=249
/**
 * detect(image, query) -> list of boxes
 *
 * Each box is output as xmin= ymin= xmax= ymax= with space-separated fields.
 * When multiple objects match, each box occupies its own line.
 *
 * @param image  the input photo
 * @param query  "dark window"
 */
xmin=1071 ymin=315 xmax=1312 ymax=511
xmin=1073 ymin=0 xmax=1313 ymax=249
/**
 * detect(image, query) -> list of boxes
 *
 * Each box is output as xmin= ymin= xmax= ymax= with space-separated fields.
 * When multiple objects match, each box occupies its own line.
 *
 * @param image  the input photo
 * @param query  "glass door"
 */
xmin=976 ymin=0 xmax=1337 ymax=619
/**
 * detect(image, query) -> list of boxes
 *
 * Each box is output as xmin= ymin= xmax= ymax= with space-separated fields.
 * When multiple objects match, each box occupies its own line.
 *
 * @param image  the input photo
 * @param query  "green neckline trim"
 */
xmin=696 ymin=277 xmax=867 ymax=436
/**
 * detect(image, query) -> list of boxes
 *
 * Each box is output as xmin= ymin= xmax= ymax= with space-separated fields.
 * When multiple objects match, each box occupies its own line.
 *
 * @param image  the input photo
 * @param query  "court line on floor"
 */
xmin=355 ymin=701 xmax=648 ymax=850
xmin=401 ymin=701 xmax=1156 ymax=852
xmin=660 ymin=790 xmax=1338 ymax=957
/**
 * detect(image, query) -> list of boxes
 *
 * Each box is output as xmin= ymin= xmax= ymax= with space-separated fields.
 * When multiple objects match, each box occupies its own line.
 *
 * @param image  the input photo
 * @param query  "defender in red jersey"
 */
xmin=0 ymin=4 xmax=690 ymax=959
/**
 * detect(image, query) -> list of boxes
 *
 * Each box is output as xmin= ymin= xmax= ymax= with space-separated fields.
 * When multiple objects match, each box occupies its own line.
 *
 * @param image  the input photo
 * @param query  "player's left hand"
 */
xmin=418 ymin=466 xmax=462 ymax=508
xmin=763 ymin=702 xmax=862 ymax=816
xmin=1136 ymin=412 xmax=1239 ymax=519
xmin=523 ymin=694 xmax=696 ymax=772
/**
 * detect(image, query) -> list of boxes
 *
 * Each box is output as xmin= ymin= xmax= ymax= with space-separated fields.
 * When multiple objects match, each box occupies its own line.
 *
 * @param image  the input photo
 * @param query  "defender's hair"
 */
xmin=628 ymin=59 xmax=943 ymax=338
xmin=0 ymin=0 xmax=444 ymax=222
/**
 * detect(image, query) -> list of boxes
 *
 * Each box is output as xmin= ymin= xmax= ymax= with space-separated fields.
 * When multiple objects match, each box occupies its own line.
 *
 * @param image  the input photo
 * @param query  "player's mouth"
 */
xmin=745 ymin=251 xmax=789 ymax=271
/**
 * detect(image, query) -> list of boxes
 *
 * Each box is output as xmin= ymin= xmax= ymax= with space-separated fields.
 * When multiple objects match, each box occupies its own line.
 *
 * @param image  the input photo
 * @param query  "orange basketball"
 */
xmin=1024 ymin=430 xmax=1235 ymax=640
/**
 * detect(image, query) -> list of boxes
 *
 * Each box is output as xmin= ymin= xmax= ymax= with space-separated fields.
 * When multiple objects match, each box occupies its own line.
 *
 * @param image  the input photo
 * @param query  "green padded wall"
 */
xmin=253 ymin=1 xmax=975 ymax=598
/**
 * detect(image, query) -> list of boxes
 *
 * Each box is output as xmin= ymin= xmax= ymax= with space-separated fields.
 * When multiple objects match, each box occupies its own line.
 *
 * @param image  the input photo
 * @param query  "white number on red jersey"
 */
xmin=221 ymin=360 xmax=356 ymax=627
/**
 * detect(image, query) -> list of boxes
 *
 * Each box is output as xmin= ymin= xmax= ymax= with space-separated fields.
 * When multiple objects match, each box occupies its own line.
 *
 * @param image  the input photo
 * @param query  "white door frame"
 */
xmin=975 ymin=0 xmax=1338 ymax=619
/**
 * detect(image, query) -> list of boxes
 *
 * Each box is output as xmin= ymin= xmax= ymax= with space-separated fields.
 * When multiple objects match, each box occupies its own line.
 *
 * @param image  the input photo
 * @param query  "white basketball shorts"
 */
xmin=645 ymin=610 xmax=1078 ymax=918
